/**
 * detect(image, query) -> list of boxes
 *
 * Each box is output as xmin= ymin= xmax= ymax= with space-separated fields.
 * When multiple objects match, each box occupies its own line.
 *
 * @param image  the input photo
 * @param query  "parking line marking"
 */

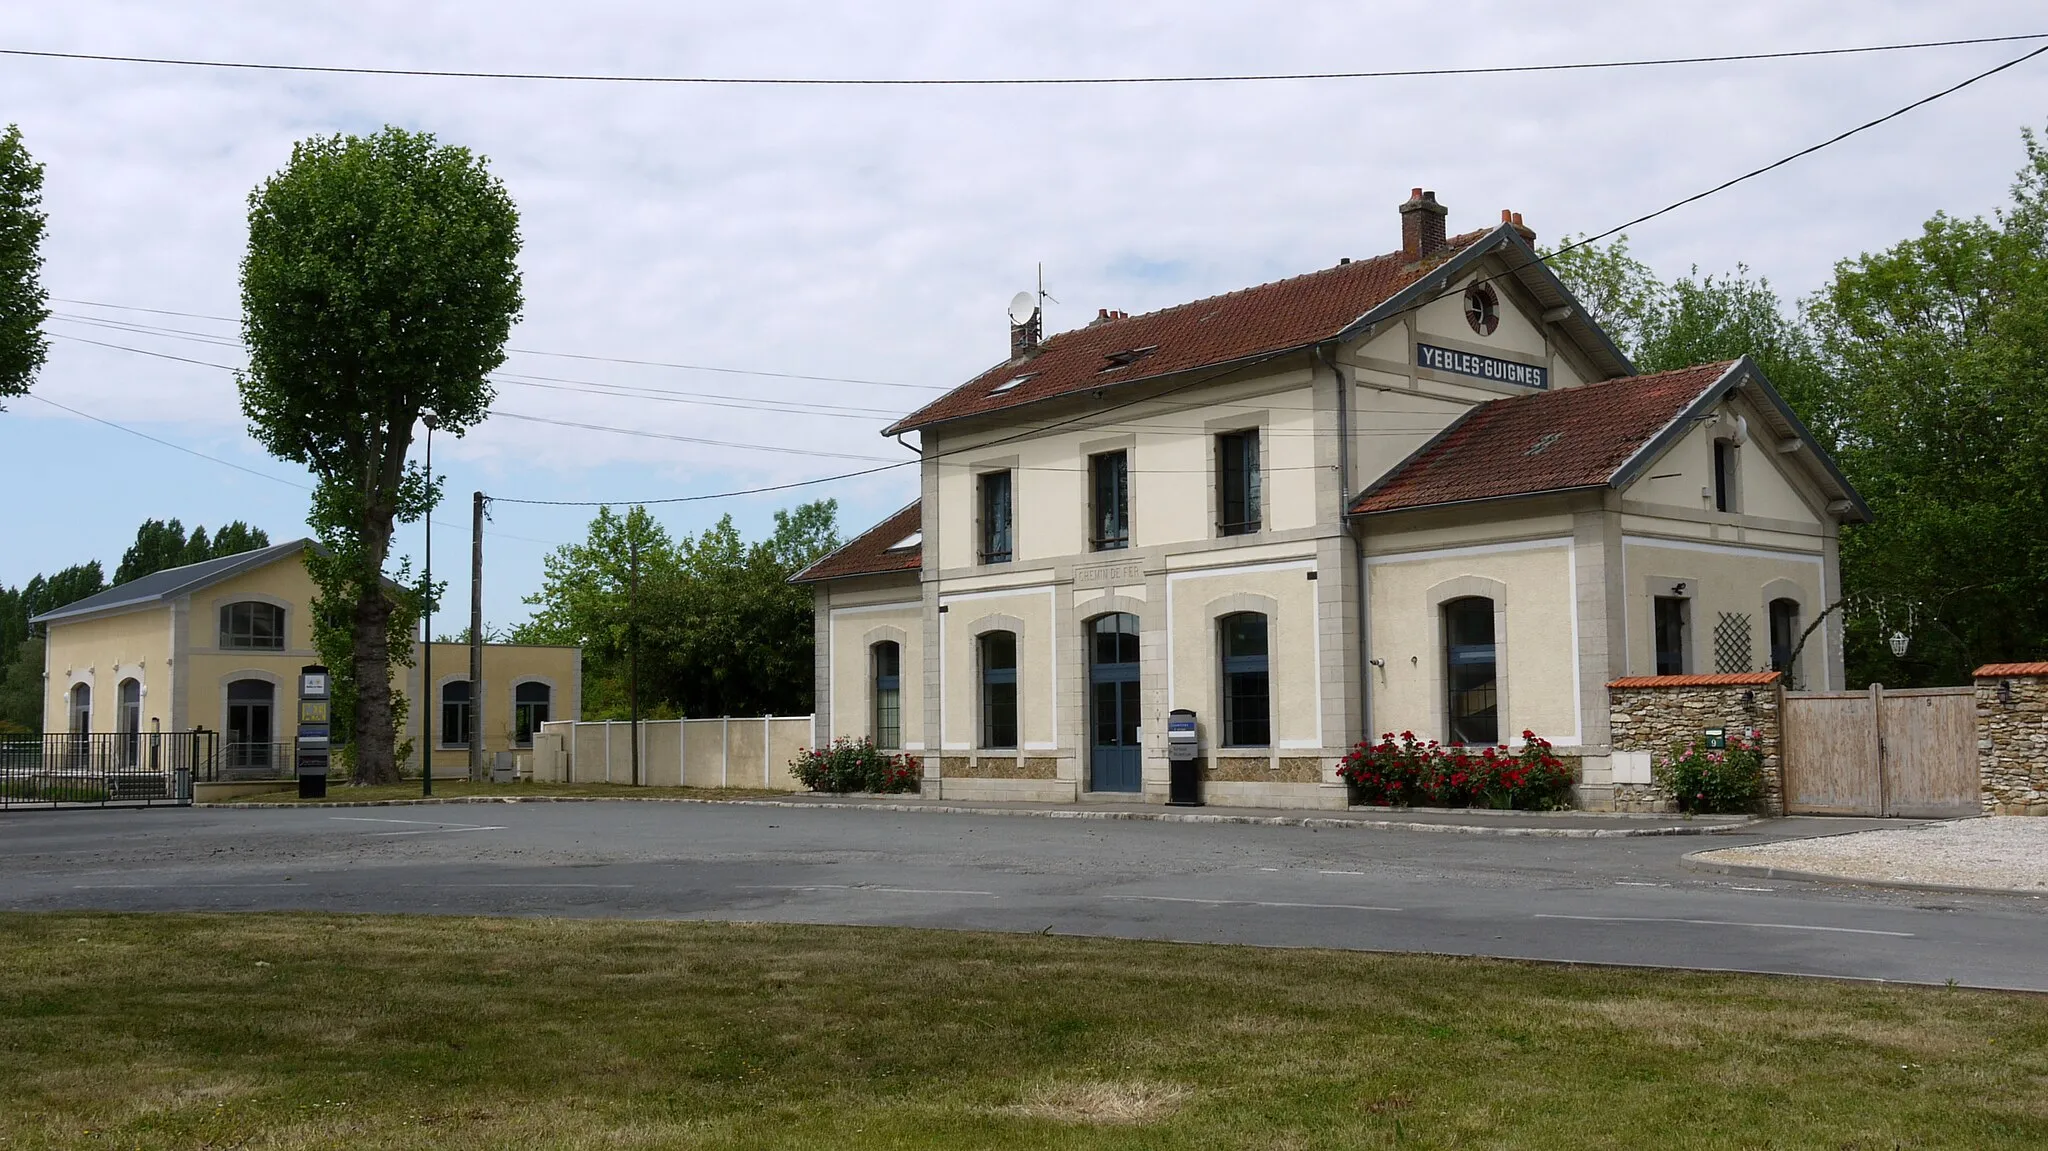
xmin=1108 ymin=895 xmax=1401 ymax=912
xmin=460 ymin=883 xmax=635 ymax=889
xmin=1534 ymin=914 xmax=1912 ymax=937
xmin=73 ymin=883 xmax=298 ymax=889
xmin=736 ymin=884 xmax=995 ymax=896
xmin=331 ymin=816 xmax=494 ymax=828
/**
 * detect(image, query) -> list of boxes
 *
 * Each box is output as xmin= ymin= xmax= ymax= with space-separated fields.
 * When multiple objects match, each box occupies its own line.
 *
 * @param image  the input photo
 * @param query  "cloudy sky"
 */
xmin=3 ymin=1 xmax=2044 ymax=628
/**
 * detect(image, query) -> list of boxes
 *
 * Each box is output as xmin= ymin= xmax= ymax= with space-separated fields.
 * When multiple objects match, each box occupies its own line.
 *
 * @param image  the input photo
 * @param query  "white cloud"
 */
xmin=3 ymin=0 xmax=2044 ymax=600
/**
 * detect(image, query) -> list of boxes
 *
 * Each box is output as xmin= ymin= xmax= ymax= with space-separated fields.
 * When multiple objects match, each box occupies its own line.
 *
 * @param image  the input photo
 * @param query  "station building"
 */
xmin=797 ymin=191 xmax=1867 ymax=809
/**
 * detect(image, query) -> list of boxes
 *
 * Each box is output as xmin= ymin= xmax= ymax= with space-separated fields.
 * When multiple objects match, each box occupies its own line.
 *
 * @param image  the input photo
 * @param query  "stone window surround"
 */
xmin=1424 ymin=575 xmax=1511 ymax=747
xmin=966 ymin=613 xmax=1025 ymax=757
xmin=860 ymin=625 xmax=908 ymax=750
xmin=217 ymin=668 xmax=283 ymax=745
xmin=1202 ymin=590 xmax=1281 ymax=758
xmin=1644 ymin=574 xmax=1699 ymax=677
xmin=510 ymin=675 xmax=558 ymax=748
xmin=971 ymin=457 xmax=1020 ymax=566
xmin=208 ymin=593 xmax=294 ymax=652
xmin=1205 ymin=409 xmax=1272 ymax=540
xmin=1079 ymin=431 xmax=1137 ymax=553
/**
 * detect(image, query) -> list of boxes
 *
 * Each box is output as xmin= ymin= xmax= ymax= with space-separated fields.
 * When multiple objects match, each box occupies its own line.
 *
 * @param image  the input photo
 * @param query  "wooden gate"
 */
xmin=1781 ymin=685 xmax=1978 ymax=817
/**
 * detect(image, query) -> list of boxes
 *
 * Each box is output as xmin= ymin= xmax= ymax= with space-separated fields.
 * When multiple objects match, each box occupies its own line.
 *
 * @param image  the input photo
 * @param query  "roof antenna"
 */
xmin=1038 ymin=261 xmax=1058 ymax=316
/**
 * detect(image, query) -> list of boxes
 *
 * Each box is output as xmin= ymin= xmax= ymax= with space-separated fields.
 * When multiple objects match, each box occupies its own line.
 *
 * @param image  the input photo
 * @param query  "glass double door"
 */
xmin=1089 ymin=614 xmax=1142 ymax=793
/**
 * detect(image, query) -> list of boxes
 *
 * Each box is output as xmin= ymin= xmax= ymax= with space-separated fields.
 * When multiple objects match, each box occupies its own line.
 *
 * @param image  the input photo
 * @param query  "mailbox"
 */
xmin=295 ymin=664 xmax=331 ymax=799
xmin=1166 ymin=708 xmax=1203 ymax=807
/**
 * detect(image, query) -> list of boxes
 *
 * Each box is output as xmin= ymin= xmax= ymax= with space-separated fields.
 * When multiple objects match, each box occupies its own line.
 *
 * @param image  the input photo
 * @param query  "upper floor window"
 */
xmin=979 ymin=631 xmax=1018 ymax=749
xmin=1219 ymin=612 xmax=1270 ymax=747
xmin=219 ymin=601 xmax=286 ymax=650
xmin=1444 ymin=597 xmax=1499 ymax=746
xmin=1090 ymin=450 xmax=1129 ymax=551
xmin=1713 ymin=440 xmax=1740 ymax=513
xmin=1217 ymin=430 xmax=1261 ymax=536
xmin=513 ymin=681 xmax=552 ymax=748
xmin=1768 ymin=598 xmax=1801 ymax=674
xmin=441 ymin=680 xmax=472 ymax=748
xmin=979 ymin=471 xmax=1013 ymax=565
xmin=871 ymin=642 xmax=902 ymax=750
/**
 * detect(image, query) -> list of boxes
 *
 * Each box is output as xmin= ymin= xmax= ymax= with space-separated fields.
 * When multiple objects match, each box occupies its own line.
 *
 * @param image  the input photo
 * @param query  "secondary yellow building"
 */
xmin=799 ymin=190 xmax=1867 ymax=810
xmin=29 ymin=539 xmax=580 ymax=779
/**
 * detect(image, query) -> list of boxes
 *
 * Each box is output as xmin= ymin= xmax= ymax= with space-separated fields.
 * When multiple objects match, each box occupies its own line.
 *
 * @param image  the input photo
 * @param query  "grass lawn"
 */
xmin=2 ymin=915 xmax=2044 ymax=1149
xmin=220 ymin=780 xmax=789 ymax=804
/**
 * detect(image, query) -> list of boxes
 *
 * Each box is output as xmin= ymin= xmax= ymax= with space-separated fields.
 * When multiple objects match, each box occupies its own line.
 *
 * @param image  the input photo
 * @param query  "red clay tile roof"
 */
xmin=1351 ymin=361 xmax=1739 ymax=515
xmin=1608 ymin=672 xmax=1782 ymax=689
xmin=1974 ymin=662 xmax=2048 ymax=678
xmin=882 ymin=230 xmax=1494 ymax=436
xmin=792 ymin=501 xmax=922 ymax=584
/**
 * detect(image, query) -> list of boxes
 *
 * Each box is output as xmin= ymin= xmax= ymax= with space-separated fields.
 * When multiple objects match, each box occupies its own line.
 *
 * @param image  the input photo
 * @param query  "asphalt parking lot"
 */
xmin=4 ymin=801 xmax=2045 ymax=990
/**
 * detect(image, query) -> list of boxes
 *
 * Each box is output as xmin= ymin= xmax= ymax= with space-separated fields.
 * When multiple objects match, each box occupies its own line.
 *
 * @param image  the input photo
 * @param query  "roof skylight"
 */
xmin=887 ymin=530 xmax=923 ymax=551
xmin=990 ymin=373 xmax=1035 ymax=395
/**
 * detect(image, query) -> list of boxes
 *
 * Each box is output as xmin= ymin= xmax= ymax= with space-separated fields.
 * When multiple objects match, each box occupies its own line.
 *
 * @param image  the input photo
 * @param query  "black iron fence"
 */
xmin=0 ymin=730 xmax=218 ymax=808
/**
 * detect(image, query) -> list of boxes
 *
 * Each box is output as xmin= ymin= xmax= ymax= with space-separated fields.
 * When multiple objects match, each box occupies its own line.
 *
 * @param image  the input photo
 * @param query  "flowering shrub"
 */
xmin=1655 ymin=735 xmax=1764 ymax=814
xmin=1338 ymin=730 xmax=1574 ymax=810
xmin=789 ymin=737 xmax=921 ymax=794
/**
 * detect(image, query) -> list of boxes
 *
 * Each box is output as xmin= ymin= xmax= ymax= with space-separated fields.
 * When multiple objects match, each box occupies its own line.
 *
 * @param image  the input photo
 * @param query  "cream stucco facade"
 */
xmin=806 ymin=208 xmax=1863 ymax=809
xmin=33 ymin=540 xmax=579 ymax=779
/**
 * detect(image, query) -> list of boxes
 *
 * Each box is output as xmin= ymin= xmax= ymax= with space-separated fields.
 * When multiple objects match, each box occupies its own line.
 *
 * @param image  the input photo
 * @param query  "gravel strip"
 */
xmin=1696 ymin=817 xmax=2048 ymax=891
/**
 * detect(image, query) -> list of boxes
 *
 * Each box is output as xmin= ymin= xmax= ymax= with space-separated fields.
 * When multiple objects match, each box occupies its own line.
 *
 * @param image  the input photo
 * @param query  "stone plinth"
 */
xmin=1974 ymin=665 xmax=2048 ymax=815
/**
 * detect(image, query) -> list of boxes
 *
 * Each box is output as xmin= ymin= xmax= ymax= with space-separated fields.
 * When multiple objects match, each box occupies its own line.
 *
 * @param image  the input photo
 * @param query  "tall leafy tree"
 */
xmin=115 ymin=518 xmax=192 ymax=584
xmin=517 ymin=502 xmax=840 ymax=719
xmin=0 ymin=635 xmax=41 ymax=733
xmin=238 ymin=127 xmax=522 ymax=783
xmin=0 ymin=124 xmax=47 ymax=408
xmin=113 ymin=518 xmax=273 ymax=584
xmin=1807 ymin=128 xmax=2048 ymax=684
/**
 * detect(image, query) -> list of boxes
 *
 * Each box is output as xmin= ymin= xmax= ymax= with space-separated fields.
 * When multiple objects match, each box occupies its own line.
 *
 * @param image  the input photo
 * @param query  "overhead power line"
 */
xmin=3 ymin=33 xmax=2044 ymax=86
xmin=17 ymin=392 xmax=566 ymax=546
xmin=51 ymin=297 xmax=948 ymax=393
xmin=489 ymin=38 xmax=2048 ymax=509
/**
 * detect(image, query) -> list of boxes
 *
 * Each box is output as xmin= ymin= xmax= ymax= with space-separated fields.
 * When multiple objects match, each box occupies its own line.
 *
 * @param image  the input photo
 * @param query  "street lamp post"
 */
xmin=421 ymin=411 xmax=439 ymax=797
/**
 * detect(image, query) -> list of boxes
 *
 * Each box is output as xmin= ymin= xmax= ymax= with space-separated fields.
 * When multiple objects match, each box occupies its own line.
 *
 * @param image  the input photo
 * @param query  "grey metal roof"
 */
xmin=28 ymin=538 xmax=314 ymax=625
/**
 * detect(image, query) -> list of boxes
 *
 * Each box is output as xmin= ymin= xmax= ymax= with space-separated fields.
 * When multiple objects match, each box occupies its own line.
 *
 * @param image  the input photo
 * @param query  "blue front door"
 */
xmin=1089 ymin=614 xmax=1142 ymax=792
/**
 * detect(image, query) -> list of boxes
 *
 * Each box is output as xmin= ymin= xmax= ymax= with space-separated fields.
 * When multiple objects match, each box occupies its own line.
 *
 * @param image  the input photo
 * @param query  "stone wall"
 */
xmin=1975 ymin=666 xmax=2048 ymax=815
xmin=1607 ymin=673 xmax=1784 ymax=815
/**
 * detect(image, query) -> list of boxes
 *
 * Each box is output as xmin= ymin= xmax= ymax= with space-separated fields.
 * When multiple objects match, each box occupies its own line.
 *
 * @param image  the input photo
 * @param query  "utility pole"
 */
xmin=420 ymin=412 xmax=438 ymax=796
xmin=469 ymin=491 xmax=486 ymax=783
xmin=628 ymin=530 xmax=641 ymax=787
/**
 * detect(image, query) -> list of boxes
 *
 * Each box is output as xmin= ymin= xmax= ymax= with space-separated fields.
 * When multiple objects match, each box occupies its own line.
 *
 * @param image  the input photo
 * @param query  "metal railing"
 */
xmin=216 ymin=741 xmax=298 ymax=781
xmin=0 ymin=730 xmax=216 ymax=808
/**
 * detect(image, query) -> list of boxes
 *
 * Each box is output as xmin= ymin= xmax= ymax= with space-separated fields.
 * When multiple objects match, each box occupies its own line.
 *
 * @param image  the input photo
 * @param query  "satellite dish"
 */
xmin=1007 ymin=291 xmax=1038 ymax=326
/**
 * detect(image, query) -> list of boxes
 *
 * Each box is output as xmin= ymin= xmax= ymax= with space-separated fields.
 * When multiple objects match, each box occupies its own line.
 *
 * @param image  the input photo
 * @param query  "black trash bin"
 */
xmin=1166 ymin=708 xmax=1202 ymax=807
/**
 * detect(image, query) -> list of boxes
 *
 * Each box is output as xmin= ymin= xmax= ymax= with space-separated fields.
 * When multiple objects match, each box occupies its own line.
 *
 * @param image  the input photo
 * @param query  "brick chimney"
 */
xmin=1400 ymin=188 xmax=1448 ymax=261
xmin=1500 ymin=208 xmax=1537 ymax=244
xmin=1010 ymin=308 xmax=1041 ymax=358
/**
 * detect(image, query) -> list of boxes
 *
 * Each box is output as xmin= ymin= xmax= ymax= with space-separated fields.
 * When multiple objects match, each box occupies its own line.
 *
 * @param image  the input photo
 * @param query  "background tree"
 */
xmin=0 ymin=124 xmax=48 ymax=408
xmin=1549 ymin=125 xmax=2048 ymax=684
xmin=516 ymin=501 xmax=840 ymax=719
xmin=114 ymin=518 xmax=272 ymax=584
xmin=239 ymin=127 xmax=522 ymax=784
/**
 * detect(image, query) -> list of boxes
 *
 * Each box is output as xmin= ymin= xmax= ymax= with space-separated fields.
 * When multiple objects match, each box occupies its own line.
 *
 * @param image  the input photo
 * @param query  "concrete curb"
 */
xmin=198 ymin=793 xmax=1759 ymax=838
xmin=1680 ymin=850 xmax=2048 ymax=897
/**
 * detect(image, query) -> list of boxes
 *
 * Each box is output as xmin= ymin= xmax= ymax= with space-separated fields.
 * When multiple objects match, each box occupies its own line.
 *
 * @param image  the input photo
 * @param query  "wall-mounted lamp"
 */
xmin=1997 ymin=679 xmax=2015 ymax=706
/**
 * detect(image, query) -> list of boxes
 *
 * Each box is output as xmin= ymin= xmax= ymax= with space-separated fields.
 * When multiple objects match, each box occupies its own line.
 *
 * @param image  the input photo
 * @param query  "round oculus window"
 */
xmin=1464 ymin=284 xmax=1500 ymax=336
